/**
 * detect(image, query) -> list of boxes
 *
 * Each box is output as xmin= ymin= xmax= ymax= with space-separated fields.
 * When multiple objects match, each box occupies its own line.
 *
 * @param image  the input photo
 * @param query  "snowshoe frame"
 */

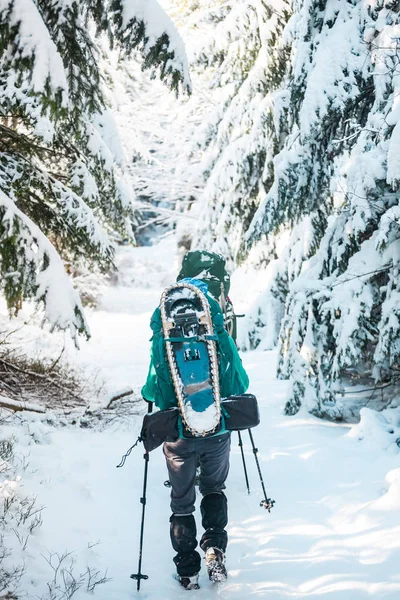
xmin=160 ymin=282 xmax=221 ymax=437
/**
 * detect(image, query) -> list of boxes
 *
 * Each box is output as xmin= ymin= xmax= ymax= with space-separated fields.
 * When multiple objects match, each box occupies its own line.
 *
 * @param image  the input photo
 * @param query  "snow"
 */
xmin=296 ymin=2 xmax=365 ymax=136
xmin=185 ymin=401 xmax=220 ymax=433
xmin=348 ymin=407 xmax=400 ymax=452
xmin=387 ymin=120 xmax=400 ymax=186
xmin=52 ymin=178 xmax=112 ymax=253
xmin=0 ymin=395 xmax=45 ymax=413
xmin=2 ymin=240 xmax=400 ymax=599
xmin=3 ymin=0 xmax=68 ymax=94
xmin=119 ymin=0 xmax=191 ymax=91
xmin=0 ymin=189 xmax=88 ymax=341
xmin=372 ymin=469 xmax=400 ymax=511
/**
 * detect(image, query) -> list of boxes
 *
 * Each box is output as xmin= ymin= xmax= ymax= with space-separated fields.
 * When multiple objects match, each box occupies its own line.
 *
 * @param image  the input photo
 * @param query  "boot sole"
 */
xmin=174 ymin=574 xmax=200 ymax=590
xmin=208 ymin=567 xmax=228 ymax=584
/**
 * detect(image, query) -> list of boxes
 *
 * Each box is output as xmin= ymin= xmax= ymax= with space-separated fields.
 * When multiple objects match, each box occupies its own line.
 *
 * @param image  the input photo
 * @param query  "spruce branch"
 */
xmin=331 ymin=265 xmax=391 ymax=288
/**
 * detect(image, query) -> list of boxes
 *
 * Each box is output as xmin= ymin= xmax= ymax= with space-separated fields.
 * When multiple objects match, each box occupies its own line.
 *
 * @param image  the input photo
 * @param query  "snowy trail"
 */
xmin=10 ymin=241 xmax=400 ymax=599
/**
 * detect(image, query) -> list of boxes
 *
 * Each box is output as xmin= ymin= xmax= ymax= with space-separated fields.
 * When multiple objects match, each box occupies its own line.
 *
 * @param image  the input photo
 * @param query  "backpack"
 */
xmin=177 ymin=251 xmax=237 ymax=340
xmin=177 ymin=251 xmax=230 ymax=299
xmin=142 ymin=279 xmax=249 ymax=437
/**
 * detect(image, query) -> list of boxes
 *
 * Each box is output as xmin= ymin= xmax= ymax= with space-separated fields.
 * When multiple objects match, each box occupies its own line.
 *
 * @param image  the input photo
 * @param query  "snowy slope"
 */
xmin=4 ymin=240 xmax=400 ymax=599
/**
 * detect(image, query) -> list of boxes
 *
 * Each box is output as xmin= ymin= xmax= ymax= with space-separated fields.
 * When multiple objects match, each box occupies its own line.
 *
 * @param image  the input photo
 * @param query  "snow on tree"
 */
xmin=246 ymin=0 xmax=400 ymax=417
xmin=172 ymin=0 xmax=400 ymax=421
xmin=103 ymin=53 xmax=193 ymax=239
xmin=110 ymin=0 xmax=191 ymax=94
xmin=173 ymin=0 xmax=291 ymax=262
xmin=0 ymin=0 xmax=190 ymax=341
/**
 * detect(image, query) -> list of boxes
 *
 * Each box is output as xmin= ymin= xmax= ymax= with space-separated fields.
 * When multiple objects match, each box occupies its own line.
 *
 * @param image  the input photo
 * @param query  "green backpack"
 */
xmin=177 ymin=250 xmax=237 ymax=340
xmin=141 ymin=290 xmax=249 ymax=413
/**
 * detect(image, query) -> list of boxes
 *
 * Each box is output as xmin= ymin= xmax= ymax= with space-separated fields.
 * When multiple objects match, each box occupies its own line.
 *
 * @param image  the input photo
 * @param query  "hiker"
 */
xmin=141 ymin=251 xmax=249 ymax=590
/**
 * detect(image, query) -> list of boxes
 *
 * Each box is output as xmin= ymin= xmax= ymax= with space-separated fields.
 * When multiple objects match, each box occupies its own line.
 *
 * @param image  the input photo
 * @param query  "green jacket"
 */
xmin=141 ymin=293 xmax=249 ymax=410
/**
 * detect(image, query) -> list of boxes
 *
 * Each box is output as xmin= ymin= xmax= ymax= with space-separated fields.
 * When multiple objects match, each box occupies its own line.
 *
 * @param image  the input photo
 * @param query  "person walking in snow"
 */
xmin=141 ymin=251 xmax=249 ymax=590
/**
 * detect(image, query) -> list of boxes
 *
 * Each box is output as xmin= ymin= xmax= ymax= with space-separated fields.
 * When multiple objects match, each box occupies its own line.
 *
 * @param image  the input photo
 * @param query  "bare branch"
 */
xmin=106 ymin=389 xmax=134 ymax=409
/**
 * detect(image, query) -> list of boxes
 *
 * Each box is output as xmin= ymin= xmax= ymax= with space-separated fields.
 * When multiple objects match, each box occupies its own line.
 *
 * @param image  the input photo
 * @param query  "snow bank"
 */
xmin=347 ymin=407 xmax=400 ymax=453
xmin=372 ymin=468 xmax=400 ymax=511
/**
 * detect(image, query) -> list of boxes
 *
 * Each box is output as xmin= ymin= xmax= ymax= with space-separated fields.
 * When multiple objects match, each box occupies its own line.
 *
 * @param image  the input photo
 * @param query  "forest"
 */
xmin=0 ymin=1 xmax=399 ymax=598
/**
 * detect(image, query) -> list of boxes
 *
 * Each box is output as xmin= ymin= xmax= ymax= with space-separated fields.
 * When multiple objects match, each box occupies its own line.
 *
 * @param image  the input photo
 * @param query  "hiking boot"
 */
xmin=205 ymin=547 xmax=227 ymax=583
xmin=176 ymin=573 xmax=200 ymax=590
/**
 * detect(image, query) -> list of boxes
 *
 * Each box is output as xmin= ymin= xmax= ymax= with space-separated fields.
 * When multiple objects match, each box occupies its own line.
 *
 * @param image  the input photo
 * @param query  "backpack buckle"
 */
xmin=184 ymin=348 xmax=200 ymax=361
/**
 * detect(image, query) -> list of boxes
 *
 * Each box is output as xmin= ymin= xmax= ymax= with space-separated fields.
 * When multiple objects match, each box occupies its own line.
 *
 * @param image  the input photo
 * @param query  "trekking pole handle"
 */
xmin=144 ymin=399 xmax=153 ymax=414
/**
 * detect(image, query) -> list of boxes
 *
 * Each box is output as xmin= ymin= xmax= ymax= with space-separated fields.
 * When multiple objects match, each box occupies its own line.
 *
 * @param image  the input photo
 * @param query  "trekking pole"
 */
xmin=131 ymin=402 xmax=153 ymax=591
xmin=247 ymin=429 xmax=275 ymax=512
xmin=237 ymin=431 xmax=250 ymax=494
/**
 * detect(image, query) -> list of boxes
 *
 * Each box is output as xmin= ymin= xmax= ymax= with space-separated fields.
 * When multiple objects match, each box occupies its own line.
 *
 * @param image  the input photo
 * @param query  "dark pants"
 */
xmin=163 ymin=433 xmax=231 ymax=577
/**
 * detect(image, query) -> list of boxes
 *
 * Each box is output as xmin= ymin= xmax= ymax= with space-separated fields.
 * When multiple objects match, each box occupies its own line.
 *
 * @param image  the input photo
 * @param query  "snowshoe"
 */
xmin=176 ymin=573 xmax=200 ymax=590
xmin=160 ymin=282 xmax=221 ymax=437
xmin=205 ymin=547 xmax=227 ymax=583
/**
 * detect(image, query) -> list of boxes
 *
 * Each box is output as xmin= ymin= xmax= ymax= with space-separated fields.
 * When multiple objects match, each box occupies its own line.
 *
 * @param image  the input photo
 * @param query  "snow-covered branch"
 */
xmin=0 ymin=189 xmax=88 ymax=341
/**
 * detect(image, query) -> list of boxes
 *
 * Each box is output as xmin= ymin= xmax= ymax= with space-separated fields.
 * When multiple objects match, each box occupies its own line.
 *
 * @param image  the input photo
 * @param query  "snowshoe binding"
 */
xmin=176 ymin=573 xmax=200 ymax=590
xmin=205 ymin=547 xmax=227 ymax=584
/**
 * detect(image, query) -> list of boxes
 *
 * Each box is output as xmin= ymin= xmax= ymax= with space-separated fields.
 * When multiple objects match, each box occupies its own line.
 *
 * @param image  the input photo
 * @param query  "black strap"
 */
xmin=165 ymin=334 xmax=217 ymax=342
xmin=116 ymin=436 xmax=141 ymax=468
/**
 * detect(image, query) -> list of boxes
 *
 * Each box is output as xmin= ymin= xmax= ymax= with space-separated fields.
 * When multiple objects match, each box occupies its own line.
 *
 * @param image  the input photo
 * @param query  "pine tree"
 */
xmin=246 ymin=0 xmax=400 ymax=417
xmin=178 ymin=0 xmax=400 ymax=421
xmin=0 ymin=0 xmax=190 ymax=341
xmin=162 ymin=0 xmax=292 ymax=347
xmin=104 ymin=53 xmax=193 ymax=234
xmin=179 ymin=0 xmax=291 ymax=262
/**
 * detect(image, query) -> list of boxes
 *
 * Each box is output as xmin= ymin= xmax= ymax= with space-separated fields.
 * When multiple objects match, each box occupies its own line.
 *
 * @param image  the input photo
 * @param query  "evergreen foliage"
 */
xmin=182 ymin=0 xmax=292 ymax=262
xmin=265 ymin=0 xmax=400 ymax=417
xmin=0 ymin=0 xmax=190 ymax=341
xmin=110 ymin=0 xmax=191 ymax=94
xmin=181 ymin=0 xmax=400 ymax=419
xmin=246 ymin=0 xmax=400 ymax=416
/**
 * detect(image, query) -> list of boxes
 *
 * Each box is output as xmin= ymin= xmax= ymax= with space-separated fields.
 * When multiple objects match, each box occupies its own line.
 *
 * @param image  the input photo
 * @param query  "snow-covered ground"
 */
xmin=3 ymin=239 xmax=400 ymax=599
